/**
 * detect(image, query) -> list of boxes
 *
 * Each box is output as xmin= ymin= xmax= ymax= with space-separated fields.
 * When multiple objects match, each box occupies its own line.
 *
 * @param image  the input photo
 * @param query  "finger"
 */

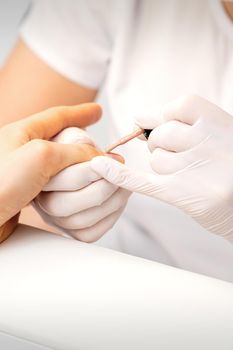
xmin=150 ymin=148 xmax=196 ymax=175
xmin=106 ymin=153 xmax=125 ymax=163
xmin=134 ymin=96 xmax=219 ymax=130
xmin=44 ymin=162 xmax=101 ymax=191
xmin=0 ymin=142 xmax=102 ymax=223
xmin=44 ymin=153 xmax=124 ymax=192
xmin=12 ymin=103 xmax=102 ymax=141
xmin=148 ymin=120 xmax=193 ymax=152
xmin=52 ymin=127 xmax=96 ymax=146
xmin=36 ymin=179 xmax=118 ymax=217
xmin=91 ymin=156 xmax=167 ymax=198
xmin=134 ymin=106 xmax=163 ymax=130
xmin=68 ymin=207 xmax=125 ymax=243
xmin=52 ymin=188 xmax=130 ymax=229
xmin=162 ymin=95 xmax=215 ymax=125
xmin=133 ymin=96 xmax=211 ymax=141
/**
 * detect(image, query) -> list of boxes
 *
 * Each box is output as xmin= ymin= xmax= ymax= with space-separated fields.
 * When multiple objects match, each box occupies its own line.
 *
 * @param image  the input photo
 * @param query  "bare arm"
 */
xmin=0 ymin=39 xmax=97 ymax=126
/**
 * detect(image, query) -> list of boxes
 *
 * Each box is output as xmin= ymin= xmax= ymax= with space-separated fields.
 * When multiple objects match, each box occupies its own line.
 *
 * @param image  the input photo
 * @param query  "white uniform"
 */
xmin=21 ymin=0 xmax=233 ymax=282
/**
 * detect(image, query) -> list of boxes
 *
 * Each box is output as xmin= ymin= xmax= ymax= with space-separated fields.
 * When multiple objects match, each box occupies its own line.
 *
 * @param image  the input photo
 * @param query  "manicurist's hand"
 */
xmin=0 ymin=103 xmax=103 ymax=243
xmin=91 ymin=95 xmax=233 ymax=243
xmin=34 ymin=127 xmax=130 ymax=243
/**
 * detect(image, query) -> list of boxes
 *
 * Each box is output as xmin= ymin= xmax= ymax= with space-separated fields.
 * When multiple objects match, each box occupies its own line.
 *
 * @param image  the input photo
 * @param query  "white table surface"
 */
xmin=0 ymin=224 xmax=233 ymax=350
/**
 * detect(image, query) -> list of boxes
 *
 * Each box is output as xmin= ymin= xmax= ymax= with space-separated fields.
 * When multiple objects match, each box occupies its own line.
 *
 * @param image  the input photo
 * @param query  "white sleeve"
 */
xmin=20 ymin=0 xmax=115 ymax=89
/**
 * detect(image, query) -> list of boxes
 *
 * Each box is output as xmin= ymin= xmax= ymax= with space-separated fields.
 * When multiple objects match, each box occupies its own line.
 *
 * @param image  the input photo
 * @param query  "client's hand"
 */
xmin=0 ymin=103 xmax=103 ymax=243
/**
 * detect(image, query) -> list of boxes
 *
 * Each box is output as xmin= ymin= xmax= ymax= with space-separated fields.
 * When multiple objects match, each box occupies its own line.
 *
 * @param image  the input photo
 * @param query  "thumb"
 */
xmin=91 ymin=156 xmax=167 ymax=197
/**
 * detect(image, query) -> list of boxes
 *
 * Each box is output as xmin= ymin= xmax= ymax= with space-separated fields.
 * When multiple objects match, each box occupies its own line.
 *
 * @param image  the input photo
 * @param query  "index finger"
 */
xmin=134 ymin=95 xmax=206 ymax=132
xmin=162 ymin=95 xmax=215 ymax=125
xmin=14 ymin=103 xmax=102 ymax=141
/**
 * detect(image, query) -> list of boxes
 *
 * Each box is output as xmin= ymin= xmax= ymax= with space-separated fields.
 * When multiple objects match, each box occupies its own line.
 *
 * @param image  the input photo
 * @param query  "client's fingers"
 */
xmin=0 ymin=142 xmax=102 ymax=223
xmin=2 ymin=103 xmax=102 ymax=143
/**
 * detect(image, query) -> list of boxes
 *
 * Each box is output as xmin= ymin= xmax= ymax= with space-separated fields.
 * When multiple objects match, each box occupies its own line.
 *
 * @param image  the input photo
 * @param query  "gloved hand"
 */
xmin=91 ymin=95 xmax=233 ymax=243
xmin=34 ymin=127 xmax=131 ymax=242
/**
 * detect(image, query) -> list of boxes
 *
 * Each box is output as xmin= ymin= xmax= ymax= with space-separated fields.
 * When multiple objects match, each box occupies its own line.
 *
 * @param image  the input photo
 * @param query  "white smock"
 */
xmin=21 ymin=0 xmax=233 ymax=282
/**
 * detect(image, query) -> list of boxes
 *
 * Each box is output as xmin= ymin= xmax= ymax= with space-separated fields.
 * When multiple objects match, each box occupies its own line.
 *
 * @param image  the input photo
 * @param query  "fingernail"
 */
xmin=106 ymin=153 xmax=125 ymax=163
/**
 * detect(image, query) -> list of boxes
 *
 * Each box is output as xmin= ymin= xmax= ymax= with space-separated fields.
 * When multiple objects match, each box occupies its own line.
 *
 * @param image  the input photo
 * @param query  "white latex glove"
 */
xmin=34 ymin=127 xmax=130 ymax=242
xmin=91 ymin=95 xmax=233 ymax=243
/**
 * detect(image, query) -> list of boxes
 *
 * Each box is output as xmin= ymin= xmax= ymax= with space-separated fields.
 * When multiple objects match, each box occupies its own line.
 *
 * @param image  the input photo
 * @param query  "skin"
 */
xmin=0 ymin=103 xmax=104 ymax=243
xmin=223 ymin=2 xmax=233 ymax=21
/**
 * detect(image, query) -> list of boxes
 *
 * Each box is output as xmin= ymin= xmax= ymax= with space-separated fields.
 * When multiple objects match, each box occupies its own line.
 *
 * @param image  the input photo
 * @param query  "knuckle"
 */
xmin=82 ymin=234 xmax=98 ymax=243
xmin=180 ymin=94 xmax=200 ymax=108
xmin=150 ymin=149 xmax=165 ymax=173
xmin=152 ymin=147 xmax=164 ymax=159
xmin=95 ymin=181 xmax=117 ymax=205
xmin=55 ymin=215 xmax=87 ymax=230
xmin=104 ymin=217 xmax=116 ymax=232
xmin=105 ymin=165 xmax=129 ymax=186
xmin=53 ymin=216 xmax=68 ymax=228
xmin=29 ymin=139 xmax=53 ymax=161
xmin=38 ymin=193 xmax=64 ymax=217
xmin=71 ymin=231 xmax=97 ymax=243
xmin=216 ymin=184 xmax=233 ymax=205
xmin=93 ymin=191 xmax=104 ymax=206
xmin=117 ymin=173 xmax=129 ymax=185
xmin=0 ymin=124 xmax=27 ymax=142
